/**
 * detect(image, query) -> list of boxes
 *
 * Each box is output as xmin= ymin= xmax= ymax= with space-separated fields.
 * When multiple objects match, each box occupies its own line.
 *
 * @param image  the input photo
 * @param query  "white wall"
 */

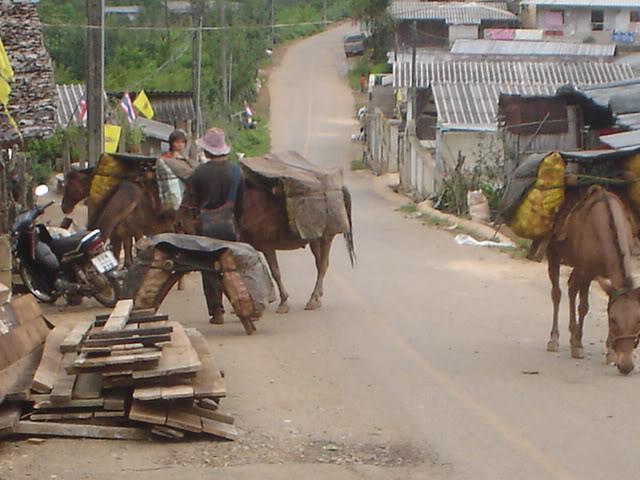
xmin=437 ymin=130 xmax=505 ymax=176
xmin=537 ymin=7 xmax=636 ymax=43
xmin=449 ymin=25 xmax=479 ymax=43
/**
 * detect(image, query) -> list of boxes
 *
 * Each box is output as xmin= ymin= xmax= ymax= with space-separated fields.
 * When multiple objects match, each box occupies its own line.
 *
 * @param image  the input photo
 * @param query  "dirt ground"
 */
xmin=3 ymin=24 xmax=640 ymax=480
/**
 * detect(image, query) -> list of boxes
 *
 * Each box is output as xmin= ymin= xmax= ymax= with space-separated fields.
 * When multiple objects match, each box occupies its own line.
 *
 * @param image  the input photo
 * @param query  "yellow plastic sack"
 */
xmin=625 ymin=154 xmax=640 ymax=210
xmin=510 ymin=152 xmax=566 ymax=239
xmin=88 ymin=154 xmax=126 ymax=207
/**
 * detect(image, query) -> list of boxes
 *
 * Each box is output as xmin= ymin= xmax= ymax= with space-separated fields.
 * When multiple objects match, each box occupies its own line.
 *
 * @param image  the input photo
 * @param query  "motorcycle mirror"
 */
xmin=34 ymin=185 xmax=49 ymax=197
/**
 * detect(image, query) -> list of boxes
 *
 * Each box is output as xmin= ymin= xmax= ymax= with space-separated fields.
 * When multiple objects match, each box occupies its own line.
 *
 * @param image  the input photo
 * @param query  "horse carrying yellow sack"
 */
xmin=510 ymin=152 xmax=566 ymax=239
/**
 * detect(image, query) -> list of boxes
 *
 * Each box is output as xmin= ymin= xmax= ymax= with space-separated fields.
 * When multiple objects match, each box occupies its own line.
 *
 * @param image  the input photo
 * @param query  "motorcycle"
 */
xmin=12 ymin=185 xmax=120 ymax=307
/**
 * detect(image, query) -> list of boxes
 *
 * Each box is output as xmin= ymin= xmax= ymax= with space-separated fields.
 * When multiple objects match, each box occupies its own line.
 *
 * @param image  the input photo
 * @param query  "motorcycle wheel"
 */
xmin=19 ymin=263 xmax=60 ymax=304
xmin=84 ymin=265 xmax=120 ymax=308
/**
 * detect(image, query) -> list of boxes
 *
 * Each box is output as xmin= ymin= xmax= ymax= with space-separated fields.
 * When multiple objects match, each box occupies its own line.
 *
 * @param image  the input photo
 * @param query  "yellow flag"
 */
xmin=104 ymin=124 xmax=122 ymax=154
xmin=0 ymin=36 xmax=14 ymax=82
xmin=133 ymin=90 xmax=154 ymax=119
xmin=0 ymin=77 xmax=10 ymax=106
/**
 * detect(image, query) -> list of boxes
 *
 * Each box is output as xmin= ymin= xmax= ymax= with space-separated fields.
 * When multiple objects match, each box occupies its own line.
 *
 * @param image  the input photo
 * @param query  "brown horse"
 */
xmin=547 ymin=186 xmax=640 ymax=375
xmin=62 ymin=169 xmax=355 ymax=312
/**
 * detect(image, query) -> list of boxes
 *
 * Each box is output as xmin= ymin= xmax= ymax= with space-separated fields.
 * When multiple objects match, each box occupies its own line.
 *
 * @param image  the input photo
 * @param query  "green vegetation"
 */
xmin=348 ymin=55 xmax=391 ymax=91
xmin=231 ymin=117 xmax=271 ymax=158
xmin=397 ymin=203 xmax=418 ymax=214
xmin=350 ymin=159 xmax=367 ymax=171
xmin=351 ymin=0 xmax=392 ymax=62
xmin=25 ymin=131 xmax=65 ymax=184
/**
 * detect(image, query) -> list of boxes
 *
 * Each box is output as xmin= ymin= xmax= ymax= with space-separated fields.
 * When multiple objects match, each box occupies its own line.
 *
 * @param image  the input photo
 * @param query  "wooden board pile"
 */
xmin=0 ymin=300 xmax=237 ymax=441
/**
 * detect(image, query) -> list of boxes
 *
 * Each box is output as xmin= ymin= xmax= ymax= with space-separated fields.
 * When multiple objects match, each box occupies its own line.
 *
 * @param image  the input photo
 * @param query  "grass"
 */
xmin=351 ymin=159 xmax=367 ymax=171
xmin=231 ymin=117 xmax=271 ymax=158
xmin=397 ymin=203 xmax=418 ymax=214
xmin=348 ymin=56 xmax=392 ymax=91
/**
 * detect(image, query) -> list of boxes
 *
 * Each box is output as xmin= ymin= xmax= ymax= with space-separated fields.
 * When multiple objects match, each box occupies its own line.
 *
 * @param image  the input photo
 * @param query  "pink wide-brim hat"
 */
xmin=196 ymin=127 xmax=231 ymax=156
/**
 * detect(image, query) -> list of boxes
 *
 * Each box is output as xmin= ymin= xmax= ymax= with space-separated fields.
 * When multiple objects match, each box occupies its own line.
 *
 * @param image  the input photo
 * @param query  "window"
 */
xmin=591 ymin=9 xmax=604 ymax=31
xmin=544 ymin=9 xmax=565 ymax=27
xmin=631 ymin=11 xmax=640 ymax=23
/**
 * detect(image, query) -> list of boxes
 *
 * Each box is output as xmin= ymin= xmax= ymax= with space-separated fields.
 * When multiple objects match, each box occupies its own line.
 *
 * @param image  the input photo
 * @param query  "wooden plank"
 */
xmin=31 ymin=324 xmax=72 ymax=394
xmin=102 ymin=300 xmax=134 ymax=333
xmin=133 ymin=384 xmax=194 ymax=401
xmin=129 ymin=400 xmax=167 ymax=426
xmin=50 ymin=354 xmax=77 ymax=403
xmin=89 ymin=326 xmax=173 ymax=340
xmin=151 ymin=425 xmax=184 ymax=440
xmin=73 ymin=373 xmax=103 ymax=399
xmin=73 ymin=350 xmax=161 ymax=369
xmin=34 ymin=398 xmax=104 ymax=410
xmin=166 ymin=408 xmax=202 ymax=433
xmin=201 ymin=417 xmax=238 ymax=440
xmin=198 ymin=398 xmax=219 ymax=411
xmin=132 ymin=386 xmax=164 ymax=401
xmin=4 ymin=345 xmax=43 ymax=402
xmin=0 ymin=404 xmax=20 ymax=435
xmin=133 ymin=322 xmax=200 ymax=380
xmin=94 ymin=312 xmax=168 ymax=326
xmin=94 ymin=410 xmax=125 ymax=418
xmin=59 ymin=320 xmax=94 ymax=353
xmin=185 ymin=329 xmax=226 ymax=398
xmin=31 ymin=411 xmax=94 ymax=421
xmin=103 ymin=391 xmax=126 ymax=411
xmin=189 ymin=404 xmax=235 ymax=425
xmin=0 ymin=302 xmax=49 ymax=371
xmin=13 ymin=420 xmax=150 ymax=440
xmin=82 ymin=334 xmax=172 ymax=349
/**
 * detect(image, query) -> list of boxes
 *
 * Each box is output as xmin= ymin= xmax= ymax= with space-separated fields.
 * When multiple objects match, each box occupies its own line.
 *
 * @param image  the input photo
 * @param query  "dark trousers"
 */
xmin=202 ymin=270 xmax=223 ymax=314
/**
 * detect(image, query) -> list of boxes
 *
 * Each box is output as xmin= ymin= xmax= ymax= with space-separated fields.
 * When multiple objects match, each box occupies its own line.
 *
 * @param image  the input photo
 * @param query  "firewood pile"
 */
xmin=0 ymin=300 xmax=236 ymax=441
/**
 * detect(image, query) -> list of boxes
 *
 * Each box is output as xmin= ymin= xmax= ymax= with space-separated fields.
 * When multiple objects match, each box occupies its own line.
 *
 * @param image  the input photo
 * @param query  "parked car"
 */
xmin=343 ymin=33 xmax=365 ymax=57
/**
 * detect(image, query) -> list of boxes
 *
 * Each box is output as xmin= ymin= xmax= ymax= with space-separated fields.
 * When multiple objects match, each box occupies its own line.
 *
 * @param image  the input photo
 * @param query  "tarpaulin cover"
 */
xmin=240 ymin=151 xmax=350 ymax=240
xmin=149 ymin=233 xmax=275 ymax=315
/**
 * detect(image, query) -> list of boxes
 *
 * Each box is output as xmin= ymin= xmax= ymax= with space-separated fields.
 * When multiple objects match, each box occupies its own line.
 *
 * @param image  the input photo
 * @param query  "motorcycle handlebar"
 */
xmin=36 ymin=201 xmax=55 ymax=216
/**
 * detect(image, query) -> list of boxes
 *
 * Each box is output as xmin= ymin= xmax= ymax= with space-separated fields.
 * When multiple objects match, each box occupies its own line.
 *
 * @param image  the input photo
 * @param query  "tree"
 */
xmin=351 ymin=0 xmax=391 ymax=62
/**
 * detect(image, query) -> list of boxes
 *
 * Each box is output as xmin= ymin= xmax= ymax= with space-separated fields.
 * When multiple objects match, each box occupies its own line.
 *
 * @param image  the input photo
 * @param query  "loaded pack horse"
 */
xmin=62 ymin=167 xmax=355 ymax=312
xmin=547 ymin=185 xmax=640 ymax=375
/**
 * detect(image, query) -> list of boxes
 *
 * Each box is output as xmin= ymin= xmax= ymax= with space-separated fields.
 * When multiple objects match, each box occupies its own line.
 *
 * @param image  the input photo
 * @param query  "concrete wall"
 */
xmin=437 ymin=130 xmax=505 ymax=175
xmin=535 ymin=7 xmax=638 ymax=43
xmin=449 ymin=25 xmax=479 ymax=43
xmin=365 ymin=108 xmax=401 ymax=174
xmin=398 ymin=121 xmax=437 ymax=200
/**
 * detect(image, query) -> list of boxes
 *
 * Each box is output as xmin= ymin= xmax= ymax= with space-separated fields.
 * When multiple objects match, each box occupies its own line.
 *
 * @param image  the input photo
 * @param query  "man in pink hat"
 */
xmin=181 ymin=127 xmax=245 ymax=325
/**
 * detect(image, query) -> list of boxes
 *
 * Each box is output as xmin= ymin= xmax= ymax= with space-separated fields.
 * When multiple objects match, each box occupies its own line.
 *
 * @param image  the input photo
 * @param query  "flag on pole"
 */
xmin=120 ymin=92 xmax=136 ymax=123
xmin=0 ymin=35 xmax=19 ymax=139
xmin=104 ymin=124 xmax=122 ymax=153
xmin=76 ymin=98 xmax=88 ymax=125
xmin=133 ymin=90 xmax=154 ymax=119
xmin=0 ymin=36 xmax=14 ymax=83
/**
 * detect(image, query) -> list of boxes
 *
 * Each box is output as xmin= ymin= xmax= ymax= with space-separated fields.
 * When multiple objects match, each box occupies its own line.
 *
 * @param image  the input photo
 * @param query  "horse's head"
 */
xmin=61 ymin=167 xmax=94 ymax=214
xmin=600 ymin=278 xmax=640 ymax=375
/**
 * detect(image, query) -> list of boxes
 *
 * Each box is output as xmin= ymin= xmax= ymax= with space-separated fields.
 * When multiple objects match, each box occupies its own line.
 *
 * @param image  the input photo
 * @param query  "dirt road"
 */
xmin=4 ymin=24 xmax=640 ymax=480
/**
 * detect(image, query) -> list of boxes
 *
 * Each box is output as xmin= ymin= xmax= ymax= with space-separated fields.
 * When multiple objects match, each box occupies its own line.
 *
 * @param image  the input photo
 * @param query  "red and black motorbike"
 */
xmin=11 ymin=186 xmax=120 ymax=307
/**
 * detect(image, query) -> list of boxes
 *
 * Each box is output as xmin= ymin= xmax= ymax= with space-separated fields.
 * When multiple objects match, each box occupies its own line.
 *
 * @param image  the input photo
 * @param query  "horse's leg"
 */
xmin=306 ymin=237 xmax=333 ymax=311
xmin=547 ymin=244 xmax=562 ymax=352
xmin=263 ymin=249 xmax=289 ymax=314
xmin=111 ymin=235 xmax=123 ymax=267
xmin=123 ymin=235 xmax=133 ymax=268
xmin=575 ymin=281 xmax=591 ymax=359
xmin=568 ymin=272 xmax=583 ymax=359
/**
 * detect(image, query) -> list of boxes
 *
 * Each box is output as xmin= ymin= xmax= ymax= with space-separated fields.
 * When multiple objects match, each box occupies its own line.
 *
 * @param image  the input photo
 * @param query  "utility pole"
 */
xmin=220 ymin=0 xmax=228 ymax=106
xmin=86 ymin=0 xmax=104 ymax=167
xmin=323 ymin=0 xmax=327 ymax=28
xmin=269 ymin=0 xmax=275 ymax=45
xmin=164 ymin=0 xmax=171 ymax=56
xmin=191 ymin=0 xmax=204 ymax=141
xmin=411 ymin=20 xmax=417 ymax=123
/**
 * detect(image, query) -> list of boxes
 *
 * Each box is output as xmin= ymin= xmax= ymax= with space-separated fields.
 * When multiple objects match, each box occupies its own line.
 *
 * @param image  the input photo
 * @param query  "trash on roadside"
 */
xmin=454 ymin=234 xmax=515 ymax=249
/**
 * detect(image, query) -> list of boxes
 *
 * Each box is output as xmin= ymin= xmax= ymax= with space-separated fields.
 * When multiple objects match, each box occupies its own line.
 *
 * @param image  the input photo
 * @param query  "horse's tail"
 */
xmin=342 ymin=186 xmax=356 ymax=267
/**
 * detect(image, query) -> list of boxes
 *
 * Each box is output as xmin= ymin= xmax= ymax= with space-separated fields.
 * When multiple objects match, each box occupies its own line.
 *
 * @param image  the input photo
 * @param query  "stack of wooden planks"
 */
xmin=0 ymin=300 xmax=236 ymax=441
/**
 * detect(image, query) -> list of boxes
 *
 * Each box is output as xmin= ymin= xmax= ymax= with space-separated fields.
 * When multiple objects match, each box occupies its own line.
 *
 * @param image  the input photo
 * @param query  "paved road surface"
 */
xmin=5 ymin=24 xmax=640 ymax=480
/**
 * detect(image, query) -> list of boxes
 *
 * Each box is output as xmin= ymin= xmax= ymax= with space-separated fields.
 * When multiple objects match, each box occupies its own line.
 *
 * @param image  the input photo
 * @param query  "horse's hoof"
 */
xmin=305 ymin=299 xmax=321 ymax=311
xmin=276 ymin=304 xmax=290 ymax=314
xmin=571 ymin=347 xmax=584 ymax=359
xmin=546 ymin=340 xmax=559 ymax=352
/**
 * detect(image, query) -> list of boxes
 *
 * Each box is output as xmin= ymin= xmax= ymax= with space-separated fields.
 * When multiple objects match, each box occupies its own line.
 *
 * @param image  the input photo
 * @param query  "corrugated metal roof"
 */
xmin=394 ymin=60 xmax=636 ymax=88
xmin=451 ymin=39 xmax=616 ymax=57
xmin=432 ymin=82 xmax=556 ymax=129
xmin=522 ymin=0 xmax=640 ymax=7
xmin=600 ymin=130 xmax=640 ymax=149
xmin=389 ymin=1 xmax=517 ymax=25
xmin=56 ymin=84 xmax=84 ymax=128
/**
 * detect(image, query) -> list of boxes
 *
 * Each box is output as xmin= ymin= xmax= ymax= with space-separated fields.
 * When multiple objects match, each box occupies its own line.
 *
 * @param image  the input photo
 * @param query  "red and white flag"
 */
xmin=120 ymin=92 xmax=136 ymax=123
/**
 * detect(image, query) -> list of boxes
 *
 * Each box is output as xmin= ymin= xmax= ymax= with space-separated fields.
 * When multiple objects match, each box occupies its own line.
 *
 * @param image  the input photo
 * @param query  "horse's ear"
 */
xmin=597 ymin=277 xmax=617 ymax=297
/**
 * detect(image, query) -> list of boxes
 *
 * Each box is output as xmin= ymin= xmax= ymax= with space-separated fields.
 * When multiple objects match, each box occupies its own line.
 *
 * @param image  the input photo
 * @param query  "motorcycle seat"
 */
xmin=50 ymin=232 xmax=86 ymax=257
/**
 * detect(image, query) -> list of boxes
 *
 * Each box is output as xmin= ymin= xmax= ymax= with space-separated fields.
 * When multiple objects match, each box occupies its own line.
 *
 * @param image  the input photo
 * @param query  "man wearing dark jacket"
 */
xmin=182 ymin=127 xmax=245 ymax=325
